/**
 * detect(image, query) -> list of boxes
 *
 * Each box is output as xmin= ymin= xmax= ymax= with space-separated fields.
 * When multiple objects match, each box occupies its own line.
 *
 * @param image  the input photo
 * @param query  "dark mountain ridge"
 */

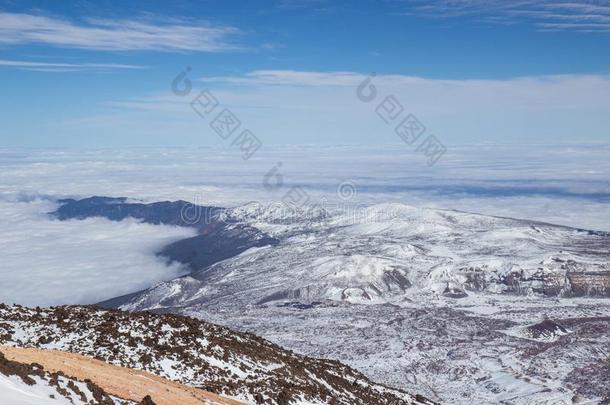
xmin=51 ymin=196 xmax=279 ymax=272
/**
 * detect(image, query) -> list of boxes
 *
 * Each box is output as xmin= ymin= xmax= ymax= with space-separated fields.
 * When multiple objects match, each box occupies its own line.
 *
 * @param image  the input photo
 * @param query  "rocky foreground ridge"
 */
xmin=0 ymin=303 xmax=432 ymax=405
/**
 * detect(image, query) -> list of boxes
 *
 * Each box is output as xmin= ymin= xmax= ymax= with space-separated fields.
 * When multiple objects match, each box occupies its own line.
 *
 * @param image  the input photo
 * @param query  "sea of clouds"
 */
xmin=0 ymin=144 xmax=609 ymax=306
xmin=0 ymin=197 xmax=193 ymax=306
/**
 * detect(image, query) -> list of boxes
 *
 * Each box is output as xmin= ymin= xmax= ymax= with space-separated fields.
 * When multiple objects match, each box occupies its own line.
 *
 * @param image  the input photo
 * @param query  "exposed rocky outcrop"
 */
xmin=522 ymin=318 xmax=569 ymax=340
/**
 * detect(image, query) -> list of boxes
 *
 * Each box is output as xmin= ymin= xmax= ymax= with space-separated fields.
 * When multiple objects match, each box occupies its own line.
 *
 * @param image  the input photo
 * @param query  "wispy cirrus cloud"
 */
xmin=0 ymin=12 xmax=241 ymax=52
xmin=81 ymin=70 xmax=610 ymax=148
xmin=405 ymin=0 xmax=610 ymax=32
xmin=0 ymin=59 xmax=146 ymax=72
xmin=99 ymin=69 xmax=610 ymax=122
xmin=202 ymin=69 xmax=610 ymax=103
xmin=202 ymin=70 xmax=366 ymax=86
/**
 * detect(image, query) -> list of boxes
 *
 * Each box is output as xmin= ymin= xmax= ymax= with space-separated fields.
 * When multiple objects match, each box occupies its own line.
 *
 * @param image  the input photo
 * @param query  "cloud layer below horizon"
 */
xmin=1 ymin=145 xmax=609 ymax=306
xmin=0 ymin=198 xmax=194 ymax=307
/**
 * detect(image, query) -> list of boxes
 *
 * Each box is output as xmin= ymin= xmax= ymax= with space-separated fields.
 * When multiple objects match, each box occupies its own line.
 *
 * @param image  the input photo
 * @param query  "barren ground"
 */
xmin=0 ymin=346 xmax=242 ymax=405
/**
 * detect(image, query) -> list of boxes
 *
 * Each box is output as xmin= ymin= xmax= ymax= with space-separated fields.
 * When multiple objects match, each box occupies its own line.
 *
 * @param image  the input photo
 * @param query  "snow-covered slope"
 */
xmin=0 ymin=304 xmax=431 ymax=405
xmin=103 ymin=202 xmax=610 ymax=404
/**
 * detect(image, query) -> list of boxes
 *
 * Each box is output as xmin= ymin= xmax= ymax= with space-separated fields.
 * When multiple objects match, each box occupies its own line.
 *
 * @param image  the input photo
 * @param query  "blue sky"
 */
xmin=1 ymin=0 xmax=609 ymax=147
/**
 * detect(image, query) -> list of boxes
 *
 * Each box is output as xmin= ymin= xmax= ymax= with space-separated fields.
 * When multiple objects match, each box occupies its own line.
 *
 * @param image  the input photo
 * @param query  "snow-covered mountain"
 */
xmin=0 ymin=303 xmax=430 ymax=405
xmin=52 ymin=197 xmax=610 ymax=403
xmin=105 ymin=199 xmax=610 ymax=309
xmin=94 ymin=200 xmax=610 ymax=404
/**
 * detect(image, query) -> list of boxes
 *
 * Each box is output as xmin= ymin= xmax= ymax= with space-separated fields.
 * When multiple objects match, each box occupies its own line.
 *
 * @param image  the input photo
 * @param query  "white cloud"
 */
xmin=202 ymin=70 xmax=610 ymax=112
xmin=0 ymin=198 xmax=195 ymax=306
xmin=0 ymin=12 xmax=240 ymax=52
xmin=199 ymin=70 xmax=610 ymax=131
xmin=406 ymin=0 xmax=610 ymax=32
xmin=1 ymin=145 xmax=610 ymax=306
xmin=59 ymin=69 xmax=610 ymax=146
xmin=203 ymin=70 xmax=365 ymax=86
xmin=0 ymin=59 xmax=146 ymax=72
